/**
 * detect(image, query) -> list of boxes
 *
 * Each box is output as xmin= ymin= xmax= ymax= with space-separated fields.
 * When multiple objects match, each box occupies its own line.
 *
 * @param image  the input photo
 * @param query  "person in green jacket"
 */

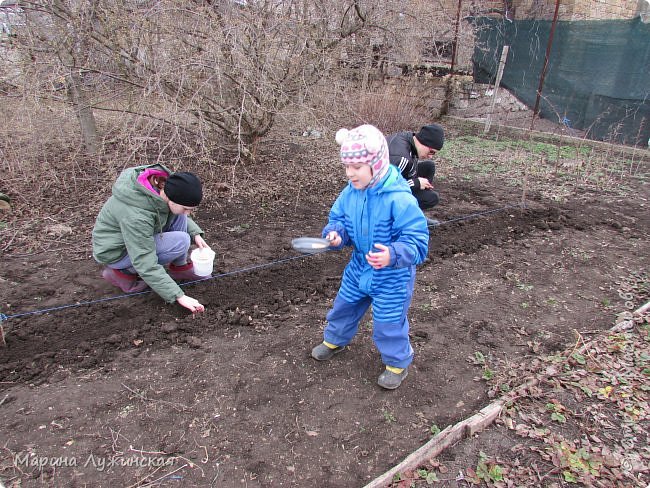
xmin=92 ymin=164 xmax=210 ymax=313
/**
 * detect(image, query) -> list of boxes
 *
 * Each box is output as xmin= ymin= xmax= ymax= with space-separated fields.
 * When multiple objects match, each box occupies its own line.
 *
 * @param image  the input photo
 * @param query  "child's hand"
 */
xmin=326 ymin=231 xmax=342 ymax=247
xmin=366 ymin=243 xmax=390 ymax=269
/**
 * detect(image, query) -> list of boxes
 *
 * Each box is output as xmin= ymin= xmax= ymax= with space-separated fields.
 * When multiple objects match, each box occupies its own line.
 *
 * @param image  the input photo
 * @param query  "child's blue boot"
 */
xmin=378 ymin=366 xmax=408 ymax=389
xmin=311 ymin=341 xmax=343 ymax=361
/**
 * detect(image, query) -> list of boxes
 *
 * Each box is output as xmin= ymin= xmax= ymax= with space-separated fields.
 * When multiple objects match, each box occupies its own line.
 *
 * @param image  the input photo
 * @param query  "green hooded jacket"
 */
xmin=92 ymin=164 xmax=203 ymax=303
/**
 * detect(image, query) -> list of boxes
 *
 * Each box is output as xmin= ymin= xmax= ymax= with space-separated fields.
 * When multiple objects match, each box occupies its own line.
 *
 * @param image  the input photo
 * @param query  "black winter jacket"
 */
xmin=386 ymin=131 xmax=420 ymax=190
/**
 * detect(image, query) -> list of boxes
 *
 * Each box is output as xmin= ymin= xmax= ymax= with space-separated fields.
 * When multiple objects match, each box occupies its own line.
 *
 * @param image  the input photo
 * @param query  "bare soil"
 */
xmin=0 ymin=123 xmax=648 ymax=487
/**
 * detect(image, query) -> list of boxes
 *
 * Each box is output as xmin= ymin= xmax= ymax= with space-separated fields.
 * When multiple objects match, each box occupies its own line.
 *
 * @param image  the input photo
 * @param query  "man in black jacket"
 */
xmin=387 ymin=124 xmax=444 ymax=226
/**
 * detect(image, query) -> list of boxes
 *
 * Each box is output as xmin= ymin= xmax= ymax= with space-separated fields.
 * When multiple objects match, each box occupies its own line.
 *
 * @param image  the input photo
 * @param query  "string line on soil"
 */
xmin=441 ymin=203 xmax=524 ymax=224
xmin=0 ymin=204 xmax=523 ymax=325
xmin=0 ymin=254 xmax=309 ymax=325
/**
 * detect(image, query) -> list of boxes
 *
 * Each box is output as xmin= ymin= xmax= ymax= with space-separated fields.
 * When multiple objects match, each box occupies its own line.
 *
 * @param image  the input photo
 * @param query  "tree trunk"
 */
xmin=65 ymin=71 xmax=99 ymax=154
xmin=23 ymin=2 xmax=100 ymax=154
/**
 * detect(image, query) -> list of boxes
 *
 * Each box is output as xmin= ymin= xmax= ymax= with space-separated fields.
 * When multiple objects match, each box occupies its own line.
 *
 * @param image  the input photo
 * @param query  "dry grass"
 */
xmin=345 ymin=86 xmax=432 ymax=135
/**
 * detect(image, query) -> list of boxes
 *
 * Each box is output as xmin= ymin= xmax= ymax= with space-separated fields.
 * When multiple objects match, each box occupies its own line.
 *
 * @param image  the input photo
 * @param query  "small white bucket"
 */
xmin=190 ymin=247 xmax=216 ymax=277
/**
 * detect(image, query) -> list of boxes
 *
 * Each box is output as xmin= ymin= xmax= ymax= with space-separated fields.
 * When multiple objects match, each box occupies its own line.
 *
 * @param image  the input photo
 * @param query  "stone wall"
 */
xmin=369 ymin=72 xmax=538 ymax=122
xmin=447 ymin=81 xmax=529 ymax=118
xmin=375 ymin=76 xmax=450 ymax=119
xmin=373 ymin=74 xmax=524 ymax=121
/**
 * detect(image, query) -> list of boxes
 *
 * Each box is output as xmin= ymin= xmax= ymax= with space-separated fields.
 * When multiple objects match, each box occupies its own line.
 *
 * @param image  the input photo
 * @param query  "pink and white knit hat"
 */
xmin=336 ymin=124 xmax=390 ymax=187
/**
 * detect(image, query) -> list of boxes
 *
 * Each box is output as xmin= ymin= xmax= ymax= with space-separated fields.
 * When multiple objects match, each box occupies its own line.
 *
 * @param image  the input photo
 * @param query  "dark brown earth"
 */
xmin=0 ymin=122 xmax=648 ymax=487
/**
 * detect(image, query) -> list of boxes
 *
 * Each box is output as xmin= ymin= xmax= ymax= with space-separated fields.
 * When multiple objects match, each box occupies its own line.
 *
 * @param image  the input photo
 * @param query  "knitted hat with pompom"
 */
xmin=335 ymin=124 xmax=389 ymax=188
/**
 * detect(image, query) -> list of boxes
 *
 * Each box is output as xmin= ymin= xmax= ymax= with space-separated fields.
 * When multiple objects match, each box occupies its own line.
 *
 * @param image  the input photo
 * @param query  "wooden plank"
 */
xmin=363 ymin=301 xmax=650 ymax=488
xmin=363 ymin=401 xmax=504 ymax=488
xmin=484 ymin=45 xmax=510 ymax=133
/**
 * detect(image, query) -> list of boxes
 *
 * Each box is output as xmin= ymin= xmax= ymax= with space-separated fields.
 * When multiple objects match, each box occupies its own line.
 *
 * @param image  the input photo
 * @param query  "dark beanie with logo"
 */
xmin=164 ymin=172 xmax=203 ymax=206
xmin=415 ymin=124 xmax=445 ymax=150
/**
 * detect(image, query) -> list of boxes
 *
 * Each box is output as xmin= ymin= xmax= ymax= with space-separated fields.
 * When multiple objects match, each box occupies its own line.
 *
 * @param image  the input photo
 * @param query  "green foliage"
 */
xmin=546 ymin=352 xmax=567 ymax=363
xmin=382 ymin=408 xmax=396 ymax=423
xmin=563 ymin=470 xmax=578 ymax=483
xmin=555 ymin=443 xmax=602 ymax=481
xmin=551 ymin=412 xmax=567 ymax=423
xmin=571 ymin=352 xmax=586 ymax=365
xmin=448 ymin=136 xmax=591 ymax=167
xmin=416 ymin=468 xmax=439 ymax=484
xmin=468 ymin=351 xmax=495 ymax=381
xmin=546 ymin=401 xmax=568 ymax=423
xmin=444 ymin=133 xmax=639 ymax=193
xmin=635 ymin=352 xmax=649 ymax=367
xmin=476 ymin=452 xmax=504 ymax=483
xmin=482 ymin=367 xmax=494 ymax=380
xmin=472 ymin=351 xmax=486 ymax=365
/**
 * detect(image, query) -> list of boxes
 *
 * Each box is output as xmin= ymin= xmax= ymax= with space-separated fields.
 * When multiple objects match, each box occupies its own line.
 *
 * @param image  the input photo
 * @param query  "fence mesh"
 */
xmin=472 ymin=17 xmax=650 ymax=147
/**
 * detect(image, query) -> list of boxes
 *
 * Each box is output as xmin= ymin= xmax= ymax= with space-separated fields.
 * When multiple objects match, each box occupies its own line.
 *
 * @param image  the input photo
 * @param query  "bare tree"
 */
xmin=5 ymin=0 xmax=487 ymax=160
xmin=15 ymin=0 xmax=100 ymax=153
xmin=8 ymin=0 xmax=370 ymax=158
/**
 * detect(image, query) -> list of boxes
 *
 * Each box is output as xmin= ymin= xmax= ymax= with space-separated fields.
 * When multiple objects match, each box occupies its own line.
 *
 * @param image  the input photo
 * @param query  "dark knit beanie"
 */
xmin=164 ymin=172 xmax=202 ymax=206
xmin=416 ymin=124 xmax=445 ymax=150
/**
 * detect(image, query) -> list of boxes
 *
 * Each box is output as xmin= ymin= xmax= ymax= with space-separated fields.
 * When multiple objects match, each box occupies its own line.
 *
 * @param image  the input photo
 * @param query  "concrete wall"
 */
xmin=512 ymin=0 xmax=641 ymax=20
xmin=385 ymin=1 xmax=513 ymax=73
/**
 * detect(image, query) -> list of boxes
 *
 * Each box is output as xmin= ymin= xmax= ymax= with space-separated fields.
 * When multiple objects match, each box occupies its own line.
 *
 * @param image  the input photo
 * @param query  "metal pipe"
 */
xmin=530 ymin=0 xmax=561 ymax=130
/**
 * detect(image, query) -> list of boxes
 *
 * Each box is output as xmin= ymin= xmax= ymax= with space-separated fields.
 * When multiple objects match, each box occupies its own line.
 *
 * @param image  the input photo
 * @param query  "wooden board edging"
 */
xmin=363 ymin=301 xmax=650 ymax=488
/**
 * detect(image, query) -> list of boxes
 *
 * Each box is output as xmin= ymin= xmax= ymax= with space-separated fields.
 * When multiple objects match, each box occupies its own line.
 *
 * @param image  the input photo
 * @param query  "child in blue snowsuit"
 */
xmin=311 ymin=124 xmax=429 ymax=389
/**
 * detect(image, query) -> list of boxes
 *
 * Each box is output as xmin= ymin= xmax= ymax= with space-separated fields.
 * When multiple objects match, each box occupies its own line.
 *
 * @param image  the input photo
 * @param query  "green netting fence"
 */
xmin=472 ymin=17 xmax=650 ymax=147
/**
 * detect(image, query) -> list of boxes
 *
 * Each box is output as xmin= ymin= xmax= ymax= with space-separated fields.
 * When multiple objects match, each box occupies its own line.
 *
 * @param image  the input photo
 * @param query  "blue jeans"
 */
xmin=108 ymin=214 xmax=191 ymax=272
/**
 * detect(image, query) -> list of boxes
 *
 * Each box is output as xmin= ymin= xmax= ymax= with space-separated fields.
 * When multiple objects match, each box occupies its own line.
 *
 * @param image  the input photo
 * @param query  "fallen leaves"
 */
xmin=389 ymin=301 xmax=649 ymax=487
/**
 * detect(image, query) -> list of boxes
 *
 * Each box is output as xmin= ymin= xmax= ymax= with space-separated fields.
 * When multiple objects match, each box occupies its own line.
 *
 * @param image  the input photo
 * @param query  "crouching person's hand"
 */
xmin=177 ymin=294 xmax=205 ymax=313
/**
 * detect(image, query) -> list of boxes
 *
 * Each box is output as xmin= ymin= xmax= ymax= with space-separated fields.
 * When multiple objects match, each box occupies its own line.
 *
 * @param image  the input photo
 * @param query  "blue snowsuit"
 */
xmin=322 ymin=165 xmax=429 ymax=369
